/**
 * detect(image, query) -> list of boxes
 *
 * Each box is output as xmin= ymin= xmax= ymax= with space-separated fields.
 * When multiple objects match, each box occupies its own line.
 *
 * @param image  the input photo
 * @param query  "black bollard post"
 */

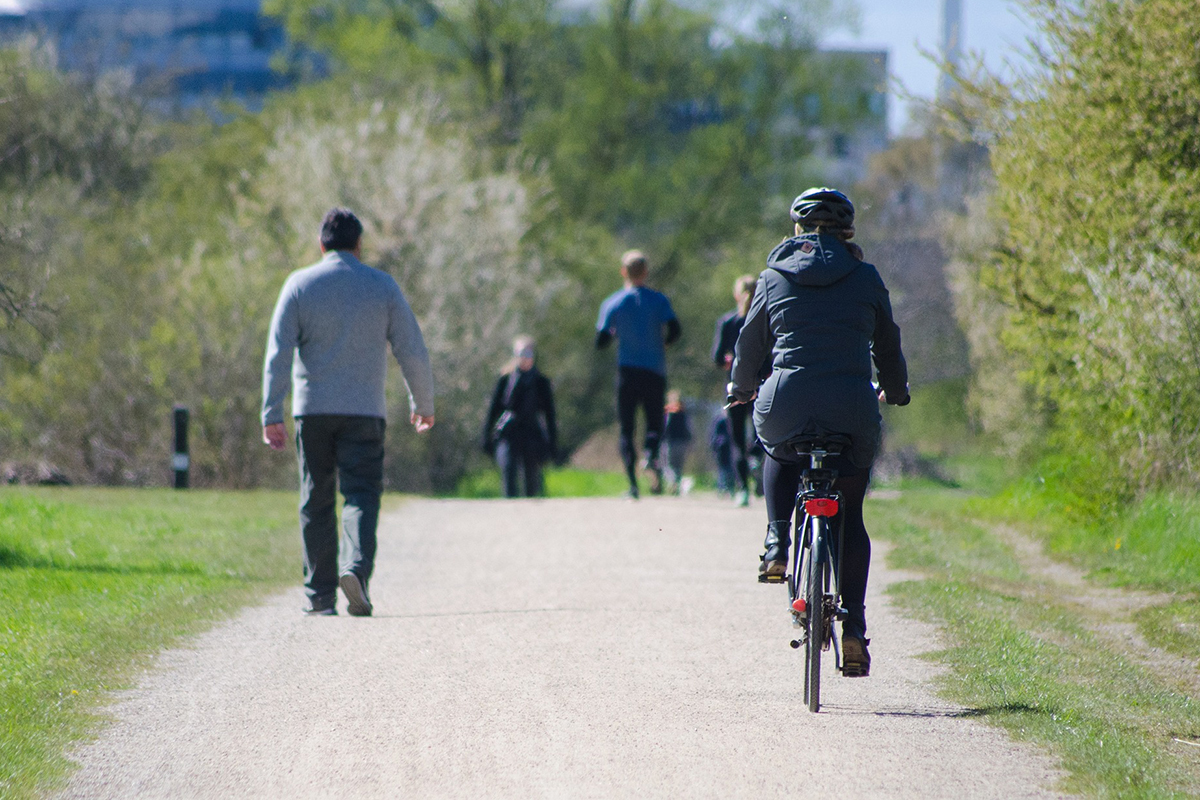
xmin=172 ymin=406 xmax=189 ymax=489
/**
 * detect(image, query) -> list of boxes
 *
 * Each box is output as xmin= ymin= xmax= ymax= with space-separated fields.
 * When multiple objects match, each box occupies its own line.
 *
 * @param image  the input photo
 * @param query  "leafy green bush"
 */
xmin=958 ymin=0 xmax=1200 ymax=497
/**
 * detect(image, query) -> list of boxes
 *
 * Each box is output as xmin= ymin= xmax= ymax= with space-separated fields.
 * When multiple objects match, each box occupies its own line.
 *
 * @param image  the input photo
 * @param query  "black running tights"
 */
xmin=763 ymin=455 xmax=871 ymax=634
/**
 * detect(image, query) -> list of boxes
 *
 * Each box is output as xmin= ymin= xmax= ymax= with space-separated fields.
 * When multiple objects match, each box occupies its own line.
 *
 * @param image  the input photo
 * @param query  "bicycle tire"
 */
xmin=797 ymin=513 xmax=811 ymax=704
xmin=806 ymin=515 xmax=826 ymax=713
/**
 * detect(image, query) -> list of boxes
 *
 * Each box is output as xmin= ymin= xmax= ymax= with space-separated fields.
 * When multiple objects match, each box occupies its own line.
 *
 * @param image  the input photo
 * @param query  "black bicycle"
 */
xmin=760 ymin=434 xmax=854 ymax=713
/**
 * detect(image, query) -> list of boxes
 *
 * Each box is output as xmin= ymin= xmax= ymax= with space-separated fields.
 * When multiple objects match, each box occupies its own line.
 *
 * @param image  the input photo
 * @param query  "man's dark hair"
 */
xmin=320 ymin=208 xmax=363 ymax=252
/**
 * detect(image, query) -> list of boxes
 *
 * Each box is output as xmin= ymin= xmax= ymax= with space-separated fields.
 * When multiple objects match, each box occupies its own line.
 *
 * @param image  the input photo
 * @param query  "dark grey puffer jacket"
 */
xmin=729 ymin=232 xmax=908 ymax=468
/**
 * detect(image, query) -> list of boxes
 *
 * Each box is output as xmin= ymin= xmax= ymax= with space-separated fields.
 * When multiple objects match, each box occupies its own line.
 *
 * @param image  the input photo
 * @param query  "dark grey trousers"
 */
xmin=295 ymin=415 xmax=385 ymax=605
xmin=496 ymin=438 xmax=544 ymax=497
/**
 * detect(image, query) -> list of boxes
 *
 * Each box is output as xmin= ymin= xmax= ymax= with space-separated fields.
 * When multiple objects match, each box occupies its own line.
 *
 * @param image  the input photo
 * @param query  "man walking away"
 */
xmin=595 ymin=249 xmax=680 ymax=498
xmin=262 ymin=208 xmax=435 ymax=617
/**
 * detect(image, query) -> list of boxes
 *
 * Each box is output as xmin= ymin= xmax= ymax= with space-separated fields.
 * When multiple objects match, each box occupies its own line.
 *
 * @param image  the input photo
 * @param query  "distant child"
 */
xmin=661 ymin=391 xmax=693 ymax=495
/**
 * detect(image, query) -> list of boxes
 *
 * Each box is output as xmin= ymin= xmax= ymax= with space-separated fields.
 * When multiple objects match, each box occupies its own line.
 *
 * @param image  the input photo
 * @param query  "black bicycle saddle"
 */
xmin=784 ymin=432 xmax=853 ymax=459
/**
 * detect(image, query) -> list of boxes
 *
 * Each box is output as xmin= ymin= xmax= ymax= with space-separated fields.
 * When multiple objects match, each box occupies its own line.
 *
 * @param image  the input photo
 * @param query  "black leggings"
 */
xmin=726 ymin=402 xmax=752 ymax=493
xmin=616 ymin=366 xmax=666 ymax=484
xmin=763 ymin=454 xmax=871 ymax=634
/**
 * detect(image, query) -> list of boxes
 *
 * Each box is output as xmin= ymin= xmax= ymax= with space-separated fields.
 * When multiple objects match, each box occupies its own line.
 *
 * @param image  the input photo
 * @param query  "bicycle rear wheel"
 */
xmin=805 ymin=516 xmax=827 ymax=713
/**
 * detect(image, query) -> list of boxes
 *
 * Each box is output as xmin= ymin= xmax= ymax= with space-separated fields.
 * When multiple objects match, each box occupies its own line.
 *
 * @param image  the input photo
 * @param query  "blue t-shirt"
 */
xmin=596 ymin=286 xmax=677 ymax=375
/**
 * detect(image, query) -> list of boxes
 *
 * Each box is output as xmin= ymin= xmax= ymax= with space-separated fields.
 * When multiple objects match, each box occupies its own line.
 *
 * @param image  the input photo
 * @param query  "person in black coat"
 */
xmin=708 ymin=414 xmax=735 ymax=494
xmin=728 ymin=187 xmax=909 ymax=676
xmin=711 ymin=274 xmax=758 ymax=506
xmin=483 ymin=336 xmax=558 ymax=498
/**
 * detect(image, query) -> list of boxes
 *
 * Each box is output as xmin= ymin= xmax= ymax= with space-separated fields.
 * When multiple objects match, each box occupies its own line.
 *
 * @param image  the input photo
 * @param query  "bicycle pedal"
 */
xmin=757 ymin=573 xmax=786 ymax=584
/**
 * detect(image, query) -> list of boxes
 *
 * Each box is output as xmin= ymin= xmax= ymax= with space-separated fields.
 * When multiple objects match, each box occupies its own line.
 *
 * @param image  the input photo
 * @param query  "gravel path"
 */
xmin=60 ymin=496 xmax=1070 ymax=798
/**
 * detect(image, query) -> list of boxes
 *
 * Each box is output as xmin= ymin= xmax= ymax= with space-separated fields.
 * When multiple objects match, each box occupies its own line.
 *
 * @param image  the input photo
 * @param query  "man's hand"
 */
xmin=412 ymin=413 xmax=435 ymax=433
xmin=262 ymin=423 xmax=288 ymax=451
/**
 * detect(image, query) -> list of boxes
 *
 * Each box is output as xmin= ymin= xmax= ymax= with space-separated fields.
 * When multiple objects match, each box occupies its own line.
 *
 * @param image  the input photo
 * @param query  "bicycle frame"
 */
xmin=787 ymin=446 xmax=845 ymax=621
xmin=785 ymin=444 xmax=848 ymax=712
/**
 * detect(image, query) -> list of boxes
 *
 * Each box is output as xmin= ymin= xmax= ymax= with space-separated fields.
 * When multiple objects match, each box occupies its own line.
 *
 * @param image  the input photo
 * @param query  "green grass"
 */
xmin=451 ymin=466 xmax=630 ymax=498
xmin=871 ymin=484 xmax=1200 ymax=797
xmin=1139 ymin=601 xmax=1200 ymax=664
xmin=0 ymin=487 xmax=297 ymax=799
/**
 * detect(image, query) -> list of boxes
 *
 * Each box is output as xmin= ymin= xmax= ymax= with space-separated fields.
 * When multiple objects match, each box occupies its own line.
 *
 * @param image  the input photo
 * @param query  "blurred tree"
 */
xmin=0 ymin=43 xmax=172 ymax=483
xmin=0 ymin=1 xmax=882 ymax=490
xmin=0 ymin=43 xmax=157 ymax=363
xmin=951 ymin=0 xmax=1200 ymax=496
xmin=143 ymin=84 xmax=552 ymax=491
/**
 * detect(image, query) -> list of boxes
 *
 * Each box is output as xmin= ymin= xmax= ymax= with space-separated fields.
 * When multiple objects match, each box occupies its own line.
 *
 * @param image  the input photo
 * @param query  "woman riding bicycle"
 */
xmin=727 ymin=187 xmax=909 ymax=677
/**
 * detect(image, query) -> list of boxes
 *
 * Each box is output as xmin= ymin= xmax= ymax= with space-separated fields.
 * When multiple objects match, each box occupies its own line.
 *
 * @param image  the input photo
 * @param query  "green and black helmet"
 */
xmin=789 ymin=187 xmax=855 ymax=233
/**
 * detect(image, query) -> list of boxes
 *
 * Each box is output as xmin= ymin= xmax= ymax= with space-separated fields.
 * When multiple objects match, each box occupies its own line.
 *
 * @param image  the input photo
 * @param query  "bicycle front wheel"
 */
xmin=805 ymin=516 xmax=827 ymax=713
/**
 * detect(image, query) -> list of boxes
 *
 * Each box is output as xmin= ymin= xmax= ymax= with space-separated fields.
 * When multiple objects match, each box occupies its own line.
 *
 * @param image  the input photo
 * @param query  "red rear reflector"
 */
xmin=792 ymin=598 xmax=806 ymax=613
xmin=805 ymin=497 xmax=839 ymax=517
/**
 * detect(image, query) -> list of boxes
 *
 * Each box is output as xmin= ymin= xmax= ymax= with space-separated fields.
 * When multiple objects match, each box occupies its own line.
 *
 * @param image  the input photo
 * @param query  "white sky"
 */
xmin=822 ymin=0 xmax=1039 ymax=133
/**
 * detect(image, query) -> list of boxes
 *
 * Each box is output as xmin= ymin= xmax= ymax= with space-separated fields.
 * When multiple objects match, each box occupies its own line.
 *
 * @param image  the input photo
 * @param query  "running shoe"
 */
xmin=303 ymin=597 xmax=337 ymax=616
xmin=339 ymin=573 xmax=373 ymax=617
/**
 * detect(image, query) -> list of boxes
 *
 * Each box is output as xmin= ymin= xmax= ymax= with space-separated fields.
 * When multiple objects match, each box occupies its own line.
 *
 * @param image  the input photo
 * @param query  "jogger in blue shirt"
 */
xmin=595 ymin=250 xmax=681 ymax=498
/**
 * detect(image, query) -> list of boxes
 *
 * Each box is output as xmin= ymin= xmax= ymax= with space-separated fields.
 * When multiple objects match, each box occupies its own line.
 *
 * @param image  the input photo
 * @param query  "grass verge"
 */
xmin=871 ymin=483 xmax=1200 ymax=798
xmin=0 ymin=487 xmax=297 ymax=799
xmin=451 ymin=466 xmax=630 ymax=498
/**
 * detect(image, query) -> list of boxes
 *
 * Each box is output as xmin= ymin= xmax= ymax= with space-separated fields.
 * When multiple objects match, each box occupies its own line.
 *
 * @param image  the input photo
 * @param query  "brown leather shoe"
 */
xmin=759 ymin=557 xmax=787 ymax=578
xmin=841 ymin=634 xmax=871 ymax=677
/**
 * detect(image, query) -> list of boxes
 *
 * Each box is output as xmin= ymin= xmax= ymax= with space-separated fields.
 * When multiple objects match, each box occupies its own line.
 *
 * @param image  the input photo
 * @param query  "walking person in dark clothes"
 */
xmin=728 ymin=188 xmax=908 ymax=676
xmin=262 ymin=208 xmax=435 ymax=617
xmin=712 ymin=274 xmax=758 ymax=507
xmin=483 ymin=336 xmax=558 ymax=498
xmin=709 ymin=414 xmax=736 ymax=495
xmin=595 ymin=249 xmax=681 ymax=499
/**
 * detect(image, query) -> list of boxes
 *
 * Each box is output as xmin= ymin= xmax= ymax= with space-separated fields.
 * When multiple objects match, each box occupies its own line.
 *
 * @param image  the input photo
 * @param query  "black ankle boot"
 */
xmin=759 ymin=520 xmax=790 ymax=577
xmin=841 ymin=617 xmax=870 ymax=677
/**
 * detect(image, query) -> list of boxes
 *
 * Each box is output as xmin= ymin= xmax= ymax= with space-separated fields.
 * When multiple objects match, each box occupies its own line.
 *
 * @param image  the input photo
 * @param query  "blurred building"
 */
xmin=795 ymin=49 xmax=890 ymax=187
xmin=0 ymin=0 xmax=290 ymax=109
xmin=668 ymin=47 xmax=890 ymax=187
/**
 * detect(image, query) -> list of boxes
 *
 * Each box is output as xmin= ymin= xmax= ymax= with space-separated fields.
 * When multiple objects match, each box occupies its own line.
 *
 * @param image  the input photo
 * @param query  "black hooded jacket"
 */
xmin=483 ymin=367 xmax=557 ymax=457
xmin=729 ymin=232 xmax=907 ymax=467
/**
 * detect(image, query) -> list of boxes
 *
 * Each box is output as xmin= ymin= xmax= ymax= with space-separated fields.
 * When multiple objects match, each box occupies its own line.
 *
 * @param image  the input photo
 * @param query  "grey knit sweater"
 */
xmin=261 ymin=250 xmax=435 ymax=425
